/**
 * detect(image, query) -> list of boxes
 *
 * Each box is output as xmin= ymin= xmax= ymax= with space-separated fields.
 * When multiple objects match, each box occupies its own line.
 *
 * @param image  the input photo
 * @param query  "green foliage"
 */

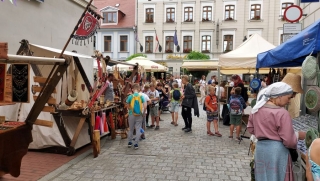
xmin=126 ymin=53 xmax=147 ymax=61
xmin=186 ymin=51 xmax=210 ymax=60
xmin=183 ymin=69 xmax=210 ymax=79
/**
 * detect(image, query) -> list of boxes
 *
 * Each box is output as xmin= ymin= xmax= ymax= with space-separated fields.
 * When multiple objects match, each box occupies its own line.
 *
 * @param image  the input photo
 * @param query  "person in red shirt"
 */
xmin=205 ymin=86 xmax=222 ymax=137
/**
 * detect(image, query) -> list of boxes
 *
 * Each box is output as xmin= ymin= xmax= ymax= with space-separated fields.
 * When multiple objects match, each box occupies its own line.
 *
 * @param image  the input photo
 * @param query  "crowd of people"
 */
xmin=116 ymin=72 xmax=320 ymax=180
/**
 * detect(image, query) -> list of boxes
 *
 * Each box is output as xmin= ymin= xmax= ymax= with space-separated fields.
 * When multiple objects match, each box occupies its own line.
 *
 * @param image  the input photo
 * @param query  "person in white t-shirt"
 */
xmin=139 ymin=87 xmax=151 ymax=140
xmin=175 ymin=75 xmax=182 ymax=88
xmin=198 ymin=75 xmax=207 ymax=105
xmin=147 ymin=83 xmax=160 ymax=130
xmin=215 ymin=82 xmax=226 ymax=99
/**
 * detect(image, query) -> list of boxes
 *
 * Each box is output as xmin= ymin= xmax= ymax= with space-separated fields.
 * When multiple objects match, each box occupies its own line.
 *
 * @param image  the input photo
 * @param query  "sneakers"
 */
xmin=155 ymin=126 xmax=160 ymax=130
xmin=134 ymin=144 xmax=139 ymax=149
xmin=184 ymin=128 xmax=192 ymax=133
xmin=148 ymin=125 xmax=155 ymax=128
xmin=128 ymin=142 xmax=132 ymax=148
xmin=146 ymin=123 xmax=149 ymax=128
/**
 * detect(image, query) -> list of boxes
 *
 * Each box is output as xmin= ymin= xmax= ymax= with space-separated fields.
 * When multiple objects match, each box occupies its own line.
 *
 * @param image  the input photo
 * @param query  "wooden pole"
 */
xmin=58 ymin=0 xmax=94 ymax=58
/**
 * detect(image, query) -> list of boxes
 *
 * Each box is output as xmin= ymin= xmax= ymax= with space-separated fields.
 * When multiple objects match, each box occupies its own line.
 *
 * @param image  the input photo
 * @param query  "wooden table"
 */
xmin=0 ymin=124 xmax=32 ymax=177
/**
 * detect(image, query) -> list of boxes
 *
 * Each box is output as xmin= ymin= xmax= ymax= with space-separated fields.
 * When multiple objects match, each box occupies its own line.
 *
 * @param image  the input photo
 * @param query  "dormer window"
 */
xmin=102 ymin=12 xmax=117 ymax=23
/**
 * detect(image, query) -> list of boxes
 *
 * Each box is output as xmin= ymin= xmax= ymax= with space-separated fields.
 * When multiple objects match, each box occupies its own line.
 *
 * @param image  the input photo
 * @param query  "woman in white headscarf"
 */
xmin=247 ymin=82 xmax=297 ymax=181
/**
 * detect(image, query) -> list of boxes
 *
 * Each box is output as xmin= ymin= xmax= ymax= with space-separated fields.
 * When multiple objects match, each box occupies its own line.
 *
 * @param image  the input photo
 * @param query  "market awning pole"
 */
xmin=58 ymin=0 xmax=94 ymax=58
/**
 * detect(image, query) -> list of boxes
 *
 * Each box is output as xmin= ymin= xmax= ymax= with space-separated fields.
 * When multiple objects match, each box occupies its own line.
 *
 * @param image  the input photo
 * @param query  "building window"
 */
xmin=250 ymin=4 xmax=261 ymax=20
xmin=282 ymin=3 xmax=293 ymax=15
xmin=165 ymin=36 xmax=174 ymax=53
xmin=120 ymin=36 xmax=128 ymax=52
xmin=280 ymin=34 xmax=284 ymax=44
xmin=166 ymin=8 xmax=175 ymax=22
xmin=183 ymin=36 xmax=192 ymax=53
xmin=102 ymin=12 xmax=117 ymax=23
xmin=145 ymin=36 xmax=153 ymax=53
xmin=146 ymin=8 xmax=154 ymax=23
xmin=202 ymin=35 xmax=211 ymax=53
xmin=104 ymin=36 xmax=111 ymax=52
xmin=184 ymin=7 xmax=193 ymax=22
xmin=225 ymin=5 xmax=235 ymax=20
xmin=223 ymin=35 xmax=233 ymax=52
xmin=202 ymin=6 xmax=212 ymax=21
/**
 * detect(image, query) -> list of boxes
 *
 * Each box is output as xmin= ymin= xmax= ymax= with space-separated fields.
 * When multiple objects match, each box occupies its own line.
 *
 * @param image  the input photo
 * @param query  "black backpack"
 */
xmin=172 ymin=89 xmax=181 ymax=101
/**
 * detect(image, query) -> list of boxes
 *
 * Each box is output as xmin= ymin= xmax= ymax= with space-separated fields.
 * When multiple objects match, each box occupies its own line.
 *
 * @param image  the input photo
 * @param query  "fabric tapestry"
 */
xmin=12 ymin=64 xmax=29 ymax=103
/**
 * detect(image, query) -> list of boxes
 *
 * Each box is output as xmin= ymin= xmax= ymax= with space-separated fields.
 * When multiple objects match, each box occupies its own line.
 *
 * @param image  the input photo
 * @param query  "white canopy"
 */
xmin=219 ymin=34 xmax=276 ymax=74
xmin=113 ymin=56 xmax=168 ymax=72
xmin=181 ymin=60 xmax=219 ymax=70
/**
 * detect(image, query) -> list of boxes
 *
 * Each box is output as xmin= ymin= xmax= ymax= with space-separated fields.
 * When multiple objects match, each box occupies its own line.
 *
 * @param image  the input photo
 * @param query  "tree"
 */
xmin=183 ymin=51 xmax=210 ymax=82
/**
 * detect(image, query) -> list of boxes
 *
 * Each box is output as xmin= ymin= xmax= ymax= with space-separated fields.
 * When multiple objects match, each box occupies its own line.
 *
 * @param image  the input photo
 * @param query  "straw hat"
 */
xmin=281 ymin=73 xmax=303 ymax=94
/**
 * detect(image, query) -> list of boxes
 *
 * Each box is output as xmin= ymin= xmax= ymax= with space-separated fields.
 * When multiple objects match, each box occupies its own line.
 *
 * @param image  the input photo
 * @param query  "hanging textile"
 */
xmin=72 ymin=9 xmax=100 ymax=45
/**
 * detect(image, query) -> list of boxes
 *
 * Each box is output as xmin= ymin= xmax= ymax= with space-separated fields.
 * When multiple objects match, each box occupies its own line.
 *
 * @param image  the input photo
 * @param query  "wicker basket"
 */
xmin=305 ymin=86 xmax=320 ymax=112
xmin=302 ymin=56 xmax=318 ymax=80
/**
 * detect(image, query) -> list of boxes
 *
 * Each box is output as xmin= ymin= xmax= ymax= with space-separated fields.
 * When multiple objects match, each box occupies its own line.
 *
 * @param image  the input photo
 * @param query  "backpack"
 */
xmin=203 ymin=95 xmax=217 ymax=111
xmin=172 ymin=89 xmax=181 ymax=101
xmin=229 ymin=96 xmax=243 ymax=115
xmin=130 ymin=94 xmax=143 ymax=116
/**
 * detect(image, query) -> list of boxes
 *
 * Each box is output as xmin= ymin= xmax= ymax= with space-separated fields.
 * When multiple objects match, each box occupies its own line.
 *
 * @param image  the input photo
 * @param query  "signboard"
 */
xmin=283 ymin=23 xmax=302 ymax=34
xmin=284 ymin=5 xmax=303 ymax=23
xmin=282 ymin=34 xmax=296 ymax=43
xmin=301 ymin=0 xmax=319 ymax=2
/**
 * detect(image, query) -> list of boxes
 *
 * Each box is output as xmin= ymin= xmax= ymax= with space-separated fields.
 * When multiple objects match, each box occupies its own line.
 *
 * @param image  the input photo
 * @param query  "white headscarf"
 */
xmin=251 ymin=82 xmax=293 ymax=114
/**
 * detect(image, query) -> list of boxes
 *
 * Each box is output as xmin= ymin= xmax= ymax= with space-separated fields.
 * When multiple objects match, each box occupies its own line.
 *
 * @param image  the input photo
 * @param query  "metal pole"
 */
xmin=58 ymin=0 xmax=94 ymax=58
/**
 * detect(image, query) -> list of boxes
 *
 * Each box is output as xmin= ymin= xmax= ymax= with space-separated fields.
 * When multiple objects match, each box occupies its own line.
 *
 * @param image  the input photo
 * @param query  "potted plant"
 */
xmin=202 ymin=50 xmax=210 ymax=53
xmin=224 ymin=49 xmax=231 ymax=53
xmin=183 ymin=48 xmax=192 ymax=53
xmin=146 ymin=19 xmax=154 ymax=23
xmin=251 ymin=16 xmax=260 ymax=20
xmin=185 ymin=19 xmax=193 ymax=22
xmin=165 ymin=49 xmax=173 ymax=53
xmin=225 ymin=17 xmax=233 ymax=21
xmin=202 ymin=18 xmax=210 ymax=22
xmin=145 ymin=50 xmax=153 ymax=53
xmin=166 ymin=19 xmax=174 ymax=23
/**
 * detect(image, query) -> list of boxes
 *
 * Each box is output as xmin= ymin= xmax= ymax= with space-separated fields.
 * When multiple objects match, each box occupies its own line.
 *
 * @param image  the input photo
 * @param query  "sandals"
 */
xmin=215 ymin=132 xmax=222 ymax=137
xmin=171 ymin=122 xmax=174 ymax=125
xmin=207 ymin=131 xmax=215 ymax=136
xmin=174 ymin=123 xmax=178 ymax=126
xmin=228 ymin=136 xmax=233 ymax=139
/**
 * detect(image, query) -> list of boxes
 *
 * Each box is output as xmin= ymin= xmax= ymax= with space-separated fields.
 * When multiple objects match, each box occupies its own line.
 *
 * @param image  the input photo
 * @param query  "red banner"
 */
xmin=73 ymin=11 xmax=99 ymax=41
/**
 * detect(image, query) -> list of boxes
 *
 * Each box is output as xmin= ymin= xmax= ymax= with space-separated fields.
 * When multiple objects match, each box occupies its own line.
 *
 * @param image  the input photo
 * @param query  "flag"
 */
xmin=154 ymin=33 xmax=162 ymax=52
xmin=72 ymin=8 xmax=100 ymax=46
xmin=174 ymin=30 xmax=179 ymax=46
xmin=135 ymin=32 xmax=140 ymax=42
xmin=155 ymin=42 xmax=159 ymax=53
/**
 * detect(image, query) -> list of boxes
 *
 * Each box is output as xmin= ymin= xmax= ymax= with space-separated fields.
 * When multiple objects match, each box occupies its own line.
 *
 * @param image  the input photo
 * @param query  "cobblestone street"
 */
xmin=42 ymin=105 xmax=252 ymax=181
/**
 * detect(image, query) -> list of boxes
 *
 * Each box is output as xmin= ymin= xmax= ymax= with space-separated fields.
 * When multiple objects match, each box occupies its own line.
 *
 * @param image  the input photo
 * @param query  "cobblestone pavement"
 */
xmin=44 ymin=103 xmax=252 ymax=181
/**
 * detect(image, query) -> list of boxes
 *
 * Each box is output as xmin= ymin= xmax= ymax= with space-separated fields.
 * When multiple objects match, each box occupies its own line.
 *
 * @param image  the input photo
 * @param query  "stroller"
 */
xmin=160 ymin=97 xmax=170 ymax=112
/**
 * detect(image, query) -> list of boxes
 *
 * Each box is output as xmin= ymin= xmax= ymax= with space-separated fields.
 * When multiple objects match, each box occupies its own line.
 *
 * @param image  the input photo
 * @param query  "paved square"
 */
xmin=43 ymin=103 xmax=252 ymax=181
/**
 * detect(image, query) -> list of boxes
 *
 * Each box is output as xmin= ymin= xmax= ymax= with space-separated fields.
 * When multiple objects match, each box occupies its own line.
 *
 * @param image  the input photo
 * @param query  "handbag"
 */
xmin=288 ymin=148 xmax=298 ymax=162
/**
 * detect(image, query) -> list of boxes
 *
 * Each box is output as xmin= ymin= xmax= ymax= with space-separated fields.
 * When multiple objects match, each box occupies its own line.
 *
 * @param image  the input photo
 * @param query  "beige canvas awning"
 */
xmin=181 ymin=61 xmax=219 ymax=70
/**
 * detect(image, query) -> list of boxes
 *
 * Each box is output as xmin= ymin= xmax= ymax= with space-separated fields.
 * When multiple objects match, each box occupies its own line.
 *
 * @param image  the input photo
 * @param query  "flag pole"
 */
xmin=58 ymin=0 xmax=94 ymax=58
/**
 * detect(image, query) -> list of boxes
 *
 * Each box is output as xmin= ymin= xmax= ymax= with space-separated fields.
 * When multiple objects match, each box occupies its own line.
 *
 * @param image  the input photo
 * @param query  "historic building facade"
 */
xmin=136 ymin=0 xmax=297 ymax=76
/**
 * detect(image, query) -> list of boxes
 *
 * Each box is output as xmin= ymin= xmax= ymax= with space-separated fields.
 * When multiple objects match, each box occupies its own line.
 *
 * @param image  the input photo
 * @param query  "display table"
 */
xmin=0 ymin=123 xmax=32 ymax=177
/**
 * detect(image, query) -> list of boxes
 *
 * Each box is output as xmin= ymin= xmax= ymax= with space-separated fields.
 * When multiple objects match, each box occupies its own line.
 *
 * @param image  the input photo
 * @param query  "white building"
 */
xmin=137 ymin=0 xmax=297 ymax=76
xmin=94 ymin=0 xmax=136 ymax=61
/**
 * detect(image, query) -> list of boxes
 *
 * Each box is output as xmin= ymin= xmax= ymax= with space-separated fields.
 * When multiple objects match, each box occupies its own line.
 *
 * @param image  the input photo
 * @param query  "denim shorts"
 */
xmin=206 ymin=111 xmax=218 ymax=122
xmin=170 ymin=101 xmax=180 ymax=112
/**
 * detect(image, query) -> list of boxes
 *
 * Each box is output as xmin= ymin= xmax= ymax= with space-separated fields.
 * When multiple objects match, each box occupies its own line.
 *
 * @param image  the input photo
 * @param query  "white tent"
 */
xmin=219 ymin=34 xmax=275 ymax=74
xmin=113 ymin=56 xmax=168 ymax=72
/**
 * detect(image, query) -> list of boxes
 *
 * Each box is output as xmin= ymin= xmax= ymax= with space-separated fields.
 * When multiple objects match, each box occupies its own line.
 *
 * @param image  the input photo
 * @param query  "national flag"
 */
xmin=155 ymin=42 xmax=159 ymax=53
xmin=174 ymin=30 xmax=179 ymax=46
xmin=135 ymin=32 xmax=140 ymax=42
xmin=156 ymin=34 xmax=159 ymax=42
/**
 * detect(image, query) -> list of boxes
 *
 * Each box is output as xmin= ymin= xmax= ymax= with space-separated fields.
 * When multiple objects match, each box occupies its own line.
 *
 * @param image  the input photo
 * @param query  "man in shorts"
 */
xmin=169 ymin=82 xmax=181 ymax=126
xmin=148 ymin=83 xmax=160 ymax=130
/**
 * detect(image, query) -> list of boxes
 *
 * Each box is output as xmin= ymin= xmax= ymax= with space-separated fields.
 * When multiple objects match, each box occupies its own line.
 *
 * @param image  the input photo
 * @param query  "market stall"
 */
xmin=255 ymin=19 xmax=320 ymax=181
xmin=113 ymin=56 xmax=168 ymax=72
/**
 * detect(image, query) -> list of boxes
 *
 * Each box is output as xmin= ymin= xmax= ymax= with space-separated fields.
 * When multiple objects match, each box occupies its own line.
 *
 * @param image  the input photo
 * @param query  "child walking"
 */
xmin=126 ymin=83 xmax=146 ymax=149
xmin=228 ymin=87 xmax=247 ymax=141
xmin=169 ymin=82 xmax=182 ymax=126
xmin=205 ymin=86 xmax=222 ymax=137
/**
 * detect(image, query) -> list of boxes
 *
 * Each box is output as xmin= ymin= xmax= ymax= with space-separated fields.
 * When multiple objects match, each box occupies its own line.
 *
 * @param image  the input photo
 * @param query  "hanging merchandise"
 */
xmin=302 ymin=56 xmax=318 ymax=80
xmin=109 ymin=112 xmax=115 ymax=130
xmin=305 ymin=128 xmax=319 ymax=149
xmin=250 ymin=74 xmax=261 ymax=92
xmin=94 ymin=115 xmax=101 ymax=130
xmin=305 ymin=86 xmax=320 ymax=112
xmin=71 ymin=8 xmax=101 ymax=46
xmin=102 ymin=112 xmax=108 ymax=133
